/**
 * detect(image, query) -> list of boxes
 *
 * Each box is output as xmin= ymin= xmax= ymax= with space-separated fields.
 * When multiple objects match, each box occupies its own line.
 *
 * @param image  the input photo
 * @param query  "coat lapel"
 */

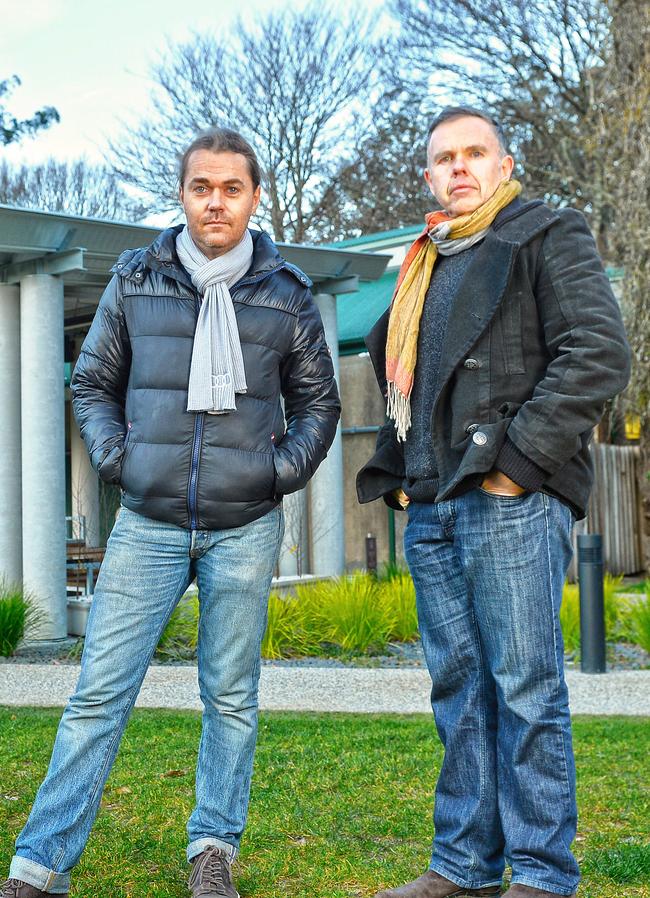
xmin=434 ymin=230 xmax=517 ymax=394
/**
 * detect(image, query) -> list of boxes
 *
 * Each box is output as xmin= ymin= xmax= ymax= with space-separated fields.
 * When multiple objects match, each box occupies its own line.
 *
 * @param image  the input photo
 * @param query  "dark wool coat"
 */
xmin=71 ymin=226 xmax=341 ymax=530
xmin=356 ymin=199 xmax=631 ymax=519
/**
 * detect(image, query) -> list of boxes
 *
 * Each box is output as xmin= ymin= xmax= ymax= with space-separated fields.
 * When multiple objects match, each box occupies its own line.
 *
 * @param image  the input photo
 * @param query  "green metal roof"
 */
xmin=338 ymin=269 xmax=397 ymax=354
xmin=333 ymin=227 xmax=419 ymax=353
xmin=0 ymin=204 xmax=389 ymax=336
xmin=333 ymin=224 xmax=422 ymax=250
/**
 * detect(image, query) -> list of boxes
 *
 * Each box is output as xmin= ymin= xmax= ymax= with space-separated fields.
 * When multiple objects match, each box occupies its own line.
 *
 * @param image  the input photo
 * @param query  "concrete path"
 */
xmin=1 ymin=664 xmax=649 ymax=715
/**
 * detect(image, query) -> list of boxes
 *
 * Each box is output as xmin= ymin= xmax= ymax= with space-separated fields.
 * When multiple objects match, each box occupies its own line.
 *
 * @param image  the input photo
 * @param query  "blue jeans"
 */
xmin=10 ymin=505 xmax=284 ymax=894
xmin=404 ymin=489 xmax=579 ymax=896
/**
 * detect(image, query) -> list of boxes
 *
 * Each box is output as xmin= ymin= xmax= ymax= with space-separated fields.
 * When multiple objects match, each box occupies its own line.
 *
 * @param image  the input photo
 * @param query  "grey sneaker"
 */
xmin=188 ymin=847 xmax=239 ymax=898
xmin=0 ymin=881 xmax=66 ymax=898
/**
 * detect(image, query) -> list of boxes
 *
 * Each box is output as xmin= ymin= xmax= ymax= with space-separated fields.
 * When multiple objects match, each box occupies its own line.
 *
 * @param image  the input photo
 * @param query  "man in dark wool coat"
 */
xmin=357 ymin=107 xmax=630 ymax=898
xmin=2 ymin=128 xmax=340 ymax=898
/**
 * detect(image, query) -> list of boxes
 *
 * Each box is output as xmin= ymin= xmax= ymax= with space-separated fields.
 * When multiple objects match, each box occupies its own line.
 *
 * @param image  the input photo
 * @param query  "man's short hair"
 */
xmin=178 ymin=128 xmax=262 ymax=189
xmin=427 ymin=106 xmax=508 ymax=155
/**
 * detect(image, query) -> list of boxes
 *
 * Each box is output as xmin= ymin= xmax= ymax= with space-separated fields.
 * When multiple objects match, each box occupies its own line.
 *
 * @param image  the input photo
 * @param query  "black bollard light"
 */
xmin=577 ymin=533 xmax=606 ymax=673
xmin=365 ymin=532 xmax=377 ymax=576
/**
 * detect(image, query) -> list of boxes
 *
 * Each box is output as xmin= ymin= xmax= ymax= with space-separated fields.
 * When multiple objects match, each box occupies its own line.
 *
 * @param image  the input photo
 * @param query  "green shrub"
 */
xmin=153 ymin=572 xmax=418 ymax=662
xmin=618 ymin=577 xmax=650 ymax=594
xmin=560 ymin=582 xmax=581 ymax=653
xmin=261 ymin=591 xmax=294 ymax=659
xmin=0 ymin=580 xmax=40 ymax=657
xmin=156 ymin=593 xmax=199 ymax=661
xmin=603 ymin=572 xmax=625 ymax=638
xmin=376 ymin=561 xmax=409 ymax=582
xmin=561 ymin=574 xmax=641 ymax=653
xmin=379 ymin=572 xmax=419 ymax=642
xmin=261 ymin=591 xmax=323 ymax=659
xmin=630 ymin=595 xmax=650 ymax=654
xmin=305 ymin=573 xmax=396 ymax=654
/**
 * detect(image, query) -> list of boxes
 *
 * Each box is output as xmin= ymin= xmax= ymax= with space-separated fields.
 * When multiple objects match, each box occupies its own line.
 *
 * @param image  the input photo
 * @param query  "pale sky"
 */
xmin=0 ymin=0 xmax=385 ymax=166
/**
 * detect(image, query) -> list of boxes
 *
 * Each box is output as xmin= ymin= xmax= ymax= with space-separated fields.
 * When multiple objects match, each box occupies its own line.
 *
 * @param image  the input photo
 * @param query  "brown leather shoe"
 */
xmin=374 ymin=870 xmax=502 ymax=897
xmin=505 ymin=887 xmax=575 ymax=897
xmin=188 ymin=847 xmax=239 ymax=897
xmin=1 ymin=881 xmax=67 ymax=898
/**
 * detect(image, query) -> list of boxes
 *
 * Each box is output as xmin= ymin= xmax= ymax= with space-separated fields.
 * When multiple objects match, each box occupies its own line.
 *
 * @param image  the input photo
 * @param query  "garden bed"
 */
xmin=2 ymin=572 xmax=649 ymax=670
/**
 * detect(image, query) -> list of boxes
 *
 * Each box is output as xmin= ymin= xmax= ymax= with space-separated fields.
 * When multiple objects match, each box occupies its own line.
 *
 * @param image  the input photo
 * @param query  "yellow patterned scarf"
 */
xmin=386 ymin=179 xmax=522 ymax=440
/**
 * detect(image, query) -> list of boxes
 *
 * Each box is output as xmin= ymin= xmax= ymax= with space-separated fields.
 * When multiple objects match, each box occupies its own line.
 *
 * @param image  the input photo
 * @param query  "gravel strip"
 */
xmin=1 ymin=664 xmax=649 ymax=716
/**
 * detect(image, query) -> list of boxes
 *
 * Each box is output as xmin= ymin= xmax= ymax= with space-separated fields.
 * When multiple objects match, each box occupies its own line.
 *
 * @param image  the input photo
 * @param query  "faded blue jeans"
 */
xmin=404 ymin=489 xmax=579 ymax=896
xmin=10 ymin=505 xmax=284 ymax=894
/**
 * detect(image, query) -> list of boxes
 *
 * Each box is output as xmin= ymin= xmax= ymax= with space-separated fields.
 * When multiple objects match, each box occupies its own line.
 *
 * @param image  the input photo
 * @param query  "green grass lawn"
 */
xmin=1 ymin=710 xmax=648 ymax=898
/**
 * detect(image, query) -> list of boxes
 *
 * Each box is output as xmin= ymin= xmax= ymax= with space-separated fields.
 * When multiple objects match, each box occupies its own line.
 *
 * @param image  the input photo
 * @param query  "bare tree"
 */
xmin=110 ymin=4 xmax=376 ymax=242
xmin=389 ymin=0 xmax=614 ymax=248
xmin=598 ymin=0 xmax=650 ymax=563
xmin=1 ymin=75 xmax=59 ymax=145
xmin=312 ymin=101 xmax=434 ymax=240
xmin=391 ymin=0 xmax=650 ymax=559
xmin=0 ymin=158 xmax=148 ymax=221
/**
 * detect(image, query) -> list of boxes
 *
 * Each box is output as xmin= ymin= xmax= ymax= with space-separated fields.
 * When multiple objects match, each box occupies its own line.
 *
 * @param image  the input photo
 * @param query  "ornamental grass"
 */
xmin=0 ymin=580 xmax=41 ymax=657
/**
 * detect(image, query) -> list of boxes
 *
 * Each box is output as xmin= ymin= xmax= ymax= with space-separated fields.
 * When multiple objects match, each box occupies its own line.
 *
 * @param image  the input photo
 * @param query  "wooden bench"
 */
xmin=66 ymin=542 xmax=106 ymax=597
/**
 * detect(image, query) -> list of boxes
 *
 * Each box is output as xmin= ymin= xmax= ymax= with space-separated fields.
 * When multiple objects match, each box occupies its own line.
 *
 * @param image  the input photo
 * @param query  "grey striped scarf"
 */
xmin=428 ymin=219 xmax=489 ymax=255
xmin=176 ymin=227 xmax=254 ymax=414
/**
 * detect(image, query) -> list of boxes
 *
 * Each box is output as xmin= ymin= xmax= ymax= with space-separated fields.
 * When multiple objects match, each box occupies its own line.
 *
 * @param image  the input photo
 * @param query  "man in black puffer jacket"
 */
xmin=3 ymin=129 xmax=339 ymax=898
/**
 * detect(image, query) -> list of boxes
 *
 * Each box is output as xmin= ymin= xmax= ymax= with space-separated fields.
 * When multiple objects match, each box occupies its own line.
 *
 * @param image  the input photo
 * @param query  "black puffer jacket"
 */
xmin=71 ymin=226 xmax=341 ymax=530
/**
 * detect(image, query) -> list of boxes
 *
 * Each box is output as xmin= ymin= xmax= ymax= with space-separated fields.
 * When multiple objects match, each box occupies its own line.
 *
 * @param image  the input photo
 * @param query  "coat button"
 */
xmin=472 ymin=431 xmax=488 ymax=446
xmin=464 ymin=358 xmax=480 ymax=369
xmin=466 ymin=423 xmax=480 ymax=434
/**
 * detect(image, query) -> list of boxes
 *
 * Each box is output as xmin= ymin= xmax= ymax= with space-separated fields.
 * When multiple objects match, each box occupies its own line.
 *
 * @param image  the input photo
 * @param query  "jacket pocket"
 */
xmin=118 ymin=423 xmax=134 ymax=488
xmin=477 ymin=486 xmax=530 ymax=500
xmin=96 ymin=439 xmax=124 ymax=485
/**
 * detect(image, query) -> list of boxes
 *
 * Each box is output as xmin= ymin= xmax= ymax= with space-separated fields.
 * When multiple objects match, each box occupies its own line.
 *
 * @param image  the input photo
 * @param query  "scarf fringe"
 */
xmin=387 ymin=382 xmax=411 ymax=443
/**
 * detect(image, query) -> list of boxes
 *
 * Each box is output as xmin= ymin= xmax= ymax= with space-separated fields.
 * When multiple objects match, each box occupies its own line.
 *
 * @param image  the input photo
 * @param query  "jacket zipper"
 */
xmin=188 ymin=412 xmax=204 ymax=530
xmin=187 ymin=288 xmax=204 ymax=531
xmin=184 ymin=263 xmax=287 ymax=530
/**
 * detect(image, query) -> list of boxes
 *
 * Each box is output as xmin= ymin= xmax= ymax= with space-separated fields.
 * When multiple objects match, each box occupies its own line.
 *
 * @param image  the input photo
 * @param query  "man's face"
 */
xmin=179 ymin=150 xmax=261 ymax=258
xmin=424 ymin=115 xmax=514 ymax=217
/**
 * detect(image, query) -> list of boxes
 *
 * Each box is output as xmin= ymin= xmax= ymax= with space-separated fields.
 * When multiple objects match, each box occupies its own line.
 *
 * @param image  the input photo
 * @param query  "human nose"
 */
xmin=451 ymin=155 xmax=468 ymax=174
xmin=207 ymin=190 xmax=224 ymax=210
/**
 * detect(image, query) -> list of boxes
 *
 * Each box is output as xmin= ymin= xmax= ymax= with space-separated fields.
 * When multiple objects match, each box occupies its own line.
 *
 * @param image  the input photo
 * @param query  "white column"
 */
xmin=70 ymin=404 xmax=100 ymax=546
xmin=309 ymin=292 xmax=345 ymax=576
xmin=21 ymin=274 xmax=67 ymax=640
xmin=0 ymin=284 xmax=22 ymax=584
